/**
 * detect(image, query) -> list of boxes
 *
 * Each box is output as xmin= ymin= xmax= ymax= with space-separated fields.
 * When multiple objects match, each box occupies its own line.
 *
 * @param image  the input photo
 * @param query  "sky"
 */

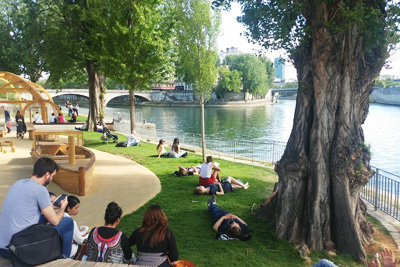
xmin=217 ymin=3 xmax=400 ymax=81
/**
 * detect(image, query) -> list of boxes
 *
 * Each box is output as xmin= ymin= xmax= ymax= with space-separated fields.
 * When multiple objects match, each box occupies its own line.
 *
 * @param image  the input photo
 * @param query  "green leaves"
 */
xmin=175 ymin=0 xmax=220 ymax=99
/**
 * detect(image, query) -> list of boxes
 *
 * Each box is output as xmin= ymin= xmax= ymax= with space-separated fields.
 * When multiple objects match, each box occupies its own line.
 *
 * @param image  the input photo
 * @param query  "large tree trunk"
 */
xmin=87 ymin=60 xmax=105 ymax=131
xmin=200 ymin=93 xmax=206 ymax=162
xmin=129 ymin=89 xmax=135 ymax=132
xmin=272 ymin=1 xmax=387 ymax=262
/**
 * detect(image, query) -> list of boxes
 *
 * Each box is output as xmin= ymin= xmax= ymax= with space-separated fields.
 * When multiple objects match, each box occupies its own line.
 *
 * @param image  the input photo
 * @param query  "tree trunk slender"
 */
xmin=129 ymin=89 xmax=136 ymax=132
xmin=87 ymin=60 xmax=105 ymax=131
xmin=200 ymin=93 xmax=206 ymax=162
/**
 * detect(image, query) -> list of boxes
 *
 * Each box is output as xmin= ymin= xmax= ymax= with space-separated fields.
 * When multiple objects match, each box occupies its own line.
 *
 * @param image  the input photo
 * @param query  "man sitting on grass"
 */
xmin=207 ymin=195 xmax=249 ymax=240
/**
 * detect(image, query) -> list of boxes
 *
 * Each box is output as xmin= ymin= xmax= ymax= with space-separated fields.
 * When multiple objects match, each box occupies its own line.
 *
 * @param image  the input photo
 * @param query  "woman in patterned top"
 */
xmin=87 ymin=202 xmax=132 ymax=263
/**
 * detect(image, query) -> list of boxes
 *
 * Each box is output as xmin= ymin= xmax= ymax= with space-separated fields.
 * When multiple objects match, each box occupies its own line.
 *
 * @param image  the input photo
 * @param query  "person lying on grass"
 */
xmin=207 ymin=195 xmax=249 ymax=239
xmin=194 ymin=176 xmax=249 ymax=195
xmin=174 ymin=165 xmax=201 ymax=177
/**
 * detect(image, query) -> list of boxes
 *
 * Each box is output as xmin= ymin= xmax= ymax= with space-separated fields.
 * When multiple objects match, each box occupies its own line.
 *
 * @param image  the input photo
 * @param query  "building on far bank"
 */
xmin=274 ymin=57 xmax=285 ymax=82
xmin=219 ymin=47 xmax=242 ymax=63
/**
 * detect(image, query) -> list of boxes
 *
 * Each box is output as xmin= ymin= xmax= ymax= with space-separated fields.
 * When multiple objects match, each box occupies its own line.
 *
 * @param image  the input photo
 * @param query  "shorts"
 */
xmin=199 ymin=174 xmax=216 ymax=186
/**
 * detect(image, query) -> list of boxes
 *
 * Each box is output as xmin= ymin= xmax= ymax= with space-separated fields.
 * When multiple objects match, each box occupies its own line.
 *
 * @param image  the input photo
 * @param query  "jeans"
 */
xmin=52 ymin=217 xmax=74 ymax=257
xmin=5 ymin=119 xmax=10 ymax=132
xmin=0 ymin=248 xmax=10 ymax=259
xmin=208 ymin=203 xmax=230 ymax=224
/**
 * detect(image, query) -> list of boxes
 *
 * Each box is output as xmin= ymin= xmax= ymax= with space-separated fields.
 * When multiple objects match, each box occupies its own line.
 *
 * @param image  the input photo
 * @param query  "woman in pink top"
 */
xmin=58 ymin=113 xmax=65 ymax=123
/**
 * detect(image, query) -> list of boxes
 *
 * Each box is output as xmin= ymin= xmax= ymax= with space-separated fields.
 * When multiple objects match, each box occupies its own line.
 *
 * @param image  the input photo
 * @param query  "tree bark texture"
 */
xmin=87 ymin=60 xmax=105 ymax=131
xmin=273 ymin=0 xmax=387 ymax=261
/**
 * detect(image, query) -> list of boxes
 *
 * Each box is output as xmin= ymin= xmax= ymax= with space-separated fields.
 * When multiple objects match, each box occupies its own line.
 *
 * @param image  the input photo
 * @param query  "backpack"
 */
xmin=7 ymin=224 xmax=63 ymax=267
xmin=115 ymin=142 xmax=127 ymax=147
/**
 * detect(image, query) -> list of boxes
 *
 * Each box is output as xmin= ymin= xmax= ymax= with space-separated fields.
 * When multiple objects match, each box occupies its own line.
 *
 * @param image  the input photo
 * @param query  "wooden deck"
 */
xmin=0 ymin=258 xmax=148 ymax=266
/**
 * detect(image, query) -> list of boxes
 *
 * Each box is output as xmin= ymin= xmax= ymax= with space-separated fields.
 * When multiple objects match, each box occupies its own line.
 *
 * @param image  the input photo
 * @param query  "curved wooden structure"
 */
xmin=30 ymin=129 xmax=96 ymax=196
xmin=0 ymin=71 xmax=61 ymax=122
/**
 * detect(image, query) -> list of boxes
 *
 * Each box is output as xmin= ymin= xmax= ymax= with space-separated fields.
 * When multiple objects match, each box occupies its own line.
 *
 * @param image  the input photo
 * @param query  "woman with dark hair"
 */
xmin=157 ymin=139 xmax=169 ymax=158
xmin=87 ymin=202 xmax=132 ymax=263
xmin=15 ymin=110 xmax=26 ymax=139
xmin=64 ymin=195 xmax=88 ymax=258
xmin=199 ymin=156 xmax=221 ymax=186
xmin=169 ymin=138 xmax=187 ymax=158
xmin=129 ymin=205 xmax=178 ymax=266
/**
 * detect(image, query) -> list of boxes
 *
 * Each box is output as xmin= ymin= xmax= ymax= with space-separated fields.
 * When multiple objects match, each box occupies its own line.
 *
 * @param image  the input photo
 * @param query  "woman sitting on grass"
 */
xmin=129 ymin=205 xmax=178 ymax=267
xmin=169 ymin=138 xmax=187 ymax=158
xmin=157 ymin=139 xmax=169 ymax=158
xmin=199 ymin=156 xmax=221 ymax=186
xmin=194 ymin=176 xmax=249 ymax=195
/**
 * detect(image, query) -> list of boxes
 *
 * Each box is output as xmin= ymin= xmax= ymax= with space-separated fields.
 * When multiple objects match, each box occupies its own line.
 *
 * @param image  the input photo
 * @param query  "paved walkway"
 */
xmin=0 ymin=133 xmax=161 ymax=228
xmin=365 ymin=201 xmax=400 ymax=249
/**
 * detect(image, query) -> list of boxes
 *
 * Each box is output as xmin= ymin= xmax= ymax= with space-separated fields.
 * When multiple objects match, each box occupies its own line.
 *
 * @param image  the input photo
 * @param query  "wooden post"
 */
xmin=78 ymin=167 xmax=85 ymax=196
xmin=68 ymin=135 xmax=75 ymax=165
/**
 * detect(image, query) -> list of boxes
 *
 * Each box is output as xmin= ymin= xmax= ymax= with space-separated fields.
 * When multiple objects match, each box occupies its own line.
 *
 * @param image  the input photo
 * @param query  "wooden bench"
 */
xmin=25 ymin=123 xmax=36 ymax=140
xmin=1 ymin=258 xmax=148 ymax=267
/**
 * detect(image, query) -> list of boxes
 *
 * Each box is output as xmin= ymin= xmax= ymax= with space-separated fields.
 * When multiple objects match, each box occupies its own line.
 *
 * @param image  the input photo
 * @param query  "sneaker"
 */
xmin=207 ymin=195 xmax=216 ymax=208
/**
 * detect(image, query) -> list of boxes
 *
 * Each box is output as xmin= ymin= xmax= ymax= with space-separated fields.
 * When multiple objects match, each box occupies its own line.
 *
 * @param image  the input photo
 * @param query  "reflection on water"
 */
xmin=75 ymin=100 xmax=399 ymax=175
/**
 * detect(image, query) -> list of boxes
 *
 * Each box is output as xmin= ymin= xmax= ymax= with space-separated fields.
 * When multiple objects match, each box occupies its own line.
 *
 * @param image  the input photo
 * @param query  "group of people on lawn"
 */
xmin=0 ymin=143 xmax=394 ymax=266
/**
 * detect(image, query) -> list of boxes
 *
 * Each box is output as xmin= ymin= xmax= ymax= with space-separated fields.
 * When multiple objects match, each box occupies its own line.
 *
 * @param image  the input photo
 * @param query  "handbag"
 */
xmin=73 ymin=239 xmax=89 ymax=260
xmin=7 ymin=224 xmax=63 ymax=267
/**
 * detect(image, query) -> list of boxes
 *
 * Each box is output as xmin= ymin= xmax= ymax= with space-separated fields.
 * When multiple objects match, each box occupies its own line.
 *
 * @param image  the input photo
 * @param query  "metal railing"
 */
xmin=113 ymin=116 xmax=286 ymax=165
xmin=114 ymin=114 xmax=400 ymax=221
xmin=361 ymin=167 xmax=400 ymax=221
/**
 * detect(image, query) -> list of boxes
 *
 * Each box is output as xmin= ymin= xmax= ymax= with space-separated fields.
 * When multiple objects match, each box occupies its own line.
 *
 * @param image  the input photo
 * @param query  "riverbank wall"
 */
xmin=371 ymin=87 xmax=400 ymax=105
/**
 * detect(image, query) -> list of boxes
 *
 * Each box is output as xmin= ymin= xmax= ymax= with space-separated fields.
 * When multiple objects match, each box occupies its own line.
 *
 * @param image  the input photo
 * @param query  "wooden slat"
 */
xmin=36 ymin=258 xmax=149 ymax=266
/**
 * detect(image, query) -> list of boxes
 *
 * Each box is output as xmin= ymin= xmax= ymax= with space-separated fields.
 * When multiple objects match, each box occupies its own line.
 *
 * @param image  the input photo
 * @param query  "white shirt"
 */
xmin=34 ymin=113 xmax=43 ymax=123
xmin=199 ymin=162 xmax=212 ymax=178
xmin=64 ymin=213 xmax=88 ymax=258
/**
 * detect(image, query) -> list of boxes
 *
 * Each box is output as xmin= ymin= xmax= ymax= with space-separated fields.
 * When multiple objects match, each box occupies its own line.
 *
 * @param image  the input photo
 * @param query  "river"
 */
xmin=74 ymin=100 xmax=400 ymax=176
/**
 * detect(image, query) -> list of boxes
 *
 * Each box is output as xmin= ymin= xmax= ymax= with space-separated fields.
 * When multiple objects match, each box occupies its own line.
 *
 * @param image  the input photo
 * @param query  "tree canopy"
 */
xmin=175 ymin=0 xmax=220 ymax=160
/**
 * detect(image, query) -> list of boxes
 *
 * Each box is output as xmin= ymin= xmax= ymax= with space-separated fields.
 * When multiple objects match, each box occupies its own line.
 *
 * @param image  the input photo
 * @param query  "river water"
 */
xmin=76 ymin=100 xmax=400 ymax=176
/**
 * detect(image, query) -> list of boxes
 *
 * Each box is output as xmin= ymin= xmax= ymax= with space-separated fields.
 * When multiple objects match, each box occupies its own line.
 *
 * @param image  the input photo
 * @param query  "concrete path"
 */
xmin=366 ymin=201 xmax=400 ymax=249
xmin=0 ymin=134 xmax=161 ymax=228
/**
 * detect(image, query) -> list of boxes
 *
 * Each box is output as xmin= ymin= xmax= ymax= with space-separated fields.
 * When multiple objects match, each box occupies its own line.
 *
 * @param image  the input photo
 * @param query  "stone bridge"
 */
xmin=46 ymin=89 xmax=153 ymax=105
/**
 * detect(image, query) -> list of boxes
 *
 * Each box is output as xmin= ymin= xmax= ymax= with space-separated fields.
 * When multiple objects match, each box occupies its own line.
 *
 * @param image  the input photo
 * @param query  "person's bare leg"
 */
xmin=213 ymin=170 xmax=221 ymax=182
xmin=178 ymin=165 xmax=185 ymax=170
xmin=227 ymin=176 xmax=249 ymax=189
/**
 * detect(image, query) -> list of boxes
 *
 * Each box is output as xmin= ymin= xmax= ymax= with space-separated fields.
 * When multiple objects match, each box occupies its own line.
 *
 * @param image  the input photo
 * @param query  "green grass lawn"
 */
xmin=82 ymin=131 xmax=363 ymax=267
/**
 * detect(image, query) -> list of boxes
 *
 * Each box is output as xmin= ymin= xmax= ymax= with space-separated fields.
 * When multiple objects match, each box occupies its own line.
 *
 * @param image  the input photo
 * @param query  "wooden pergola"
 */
xmin=0 ymin=71 xmax=61 ymax=122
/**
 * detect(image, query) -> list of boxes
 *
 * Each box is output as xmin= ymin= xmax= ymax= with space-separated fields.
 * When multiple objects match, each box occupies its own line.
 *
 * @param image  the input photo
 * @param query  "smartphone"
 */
xmin=53 ymin=194 xmax=67 ymax=206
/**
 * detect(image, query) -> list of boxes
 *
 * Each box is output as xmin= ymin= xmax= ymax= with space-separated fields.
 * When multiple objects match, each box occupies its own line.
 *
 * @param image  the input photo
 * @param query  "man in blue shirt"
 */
xmin=3 ymin=106 xmax=11 ymax=133
xmin=0 ymin=157 xmax=74 ymax=258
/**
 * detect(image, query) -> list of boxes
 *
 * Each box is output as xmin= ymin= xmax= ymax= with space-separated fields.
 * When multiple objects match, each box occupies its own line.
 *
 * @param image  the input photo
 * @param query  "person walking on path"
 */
xmin=0 ymin=157 xmax=74 ymax=258
xmin=3 ymin=106 xmax=11 ymax=133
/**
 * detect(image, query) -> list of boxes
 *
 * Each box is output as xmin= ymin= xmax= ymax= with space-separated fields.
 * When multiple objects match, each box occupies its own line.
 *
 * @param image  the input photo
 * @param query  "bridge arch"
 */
xmin=105 ymin=93 xmax=151 ymax=106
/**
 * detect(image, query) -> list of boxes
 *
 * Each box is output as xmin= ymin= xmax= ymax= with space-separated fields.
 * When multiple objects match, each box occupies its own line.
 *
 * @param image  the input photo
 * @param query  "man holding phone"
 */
xmin=0 ymin=157 xmax=74 ymax=258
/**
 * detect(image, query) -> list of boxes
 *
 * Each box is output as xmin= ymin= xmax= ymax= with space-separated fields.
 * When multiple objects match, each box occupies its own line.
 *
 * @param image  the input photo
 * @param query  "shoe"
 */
xmin=207 ymin=195 xmax=216 ymax=208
